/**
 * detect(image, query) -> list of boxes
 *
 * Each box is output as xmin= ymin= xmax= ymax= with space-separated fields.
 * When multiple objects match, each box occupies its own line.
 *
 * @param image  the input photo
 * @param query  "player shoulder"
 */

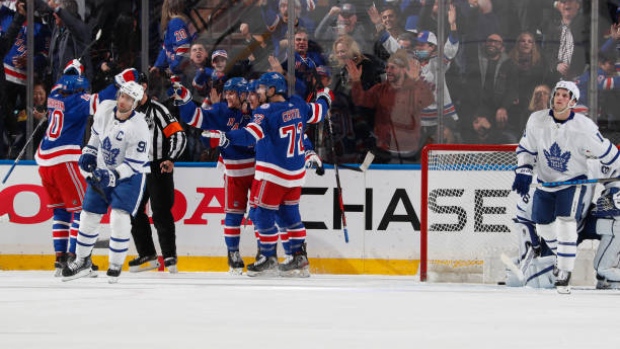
xmin=259 ymin=103 xmax=271 ymax=110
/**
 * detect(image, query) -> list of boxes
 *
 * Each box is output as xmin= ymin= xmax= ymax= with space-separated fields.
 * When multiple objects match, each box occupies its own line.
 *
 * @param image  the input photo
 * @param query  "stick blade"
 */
xmin=359 ymin=151 xmax=375 ymax=172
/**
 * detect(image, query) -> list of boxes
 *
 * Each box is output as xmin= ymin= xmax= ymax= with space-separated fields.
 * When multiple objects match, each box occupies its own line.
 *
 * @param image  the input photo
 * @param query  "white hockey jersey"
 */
xmin=517 ymin=110 xmax=620 ymax=192
xmin=87 ymin=100 xmax=151 ymax=180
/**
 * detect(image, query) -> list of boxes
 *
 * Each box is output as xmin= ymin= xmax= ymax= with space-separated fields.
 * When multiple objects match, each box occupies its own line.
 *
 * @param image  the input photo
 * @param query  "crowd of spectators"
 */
xmin=2 ymin=0 xmax=620 ymax=164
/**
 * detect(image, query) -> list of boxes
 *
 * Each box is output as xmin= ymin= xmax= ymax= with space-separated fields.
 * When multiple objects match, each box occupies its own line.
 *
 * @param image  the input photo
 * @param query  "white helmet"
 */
xmin=552 ymin=80 xmax=580 ymax=104
xmin=119 ymin=81 xmax=144 ymax=110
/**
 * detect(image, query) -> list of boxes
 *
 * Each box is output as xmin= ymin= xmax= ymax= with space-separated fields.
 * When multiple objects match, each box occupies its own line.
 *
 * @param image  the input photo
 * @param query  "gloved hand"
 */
xmin=167 ymin=76 xmax=192 ymax=106
xmin=315 ymin=87 xmax=335 ymax=108
xmin=192 ymin=68 xmax=211 ymax=89
xmin=512 ymin=165 xmax=533 ymax=196
xmin=305 ymin=150 xmax=324 ymax=175
xmin=63 ymin=59 xmax=84 ymax=75
xmin=114 ymin=68 xmax=140 ymax=87
xmin=592 ymin=186 xmax=620 ymax=218
xmin=78 ymin=145 xmax=98 ymax=173
xmin=91 ymin=168 xmax=119 ymax=188
xmin=201 ymin=130 xmax=230 ymax=148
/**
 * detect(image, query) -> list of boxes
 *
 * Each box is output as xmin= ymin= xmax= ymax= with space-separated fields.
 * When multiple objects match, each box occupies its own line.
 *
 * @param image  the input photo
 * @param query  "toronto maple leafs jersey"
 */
xmin=178 ymin=101 xmax=255 ymax=177
xmin=87 ymin=100 xmax=151 ymax=180
xmin=226 ymin=95 xmax=328 ymax=188
xmin=517 ymin=109 xmax=620 ymax=192
xmin=35 ymin=84 xmax=118 ymax=167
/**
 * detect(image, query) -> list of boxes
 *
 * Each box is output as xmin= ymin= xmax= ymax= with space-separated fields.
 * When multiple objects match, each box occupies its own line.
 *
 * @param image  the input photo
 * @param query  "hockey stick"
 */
xmin=541 ymin=177 xmax=620 ymax=188
xmin=77 ymin=29 xmax=102 ymax=62
xmin=500 ymin=247 xmax=536 ymax=284
xmin=325 ymin=113 xmax=349 ymax=243
xmin=1 ymin=117 xmax=48 ymax=185
xmin=336 ymin=151 xmax=375 ymax=172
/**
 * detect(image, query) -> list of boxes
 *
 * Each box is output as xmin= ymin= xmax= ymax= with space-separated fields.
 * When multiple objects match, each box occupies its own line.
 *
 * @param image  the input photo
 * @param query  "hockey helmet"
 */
xmin=119 ymin=81 xmax=144 ymax=110
xmin=552 ymin=80 xmax=580 ymax=103
xmin=56 ymin=74 xmax=90 ymax=94
xmin=258 ymin=72 xmax=287 ymax=95
xmin=223 ymin=77 xmax=248 ymax=95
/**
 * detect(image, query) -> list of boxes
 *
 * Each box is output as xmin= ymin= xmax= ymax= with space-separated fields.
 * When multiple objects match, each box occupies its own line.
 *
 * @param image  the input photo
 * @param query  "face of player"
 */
xmin=117 ymin=93 xmax=135 ymax=116
xmin=248 ymin=92 xmax=260 ymax=110
xmin=552 ymin=88 xmax=573 ymax=112
xmin=256 ymin=85 xmax=269 ymax=104
xmin=224 ymin=90 xmax=241 ymax=109
xmin=212 ymin=57 xmax=227 ymax=72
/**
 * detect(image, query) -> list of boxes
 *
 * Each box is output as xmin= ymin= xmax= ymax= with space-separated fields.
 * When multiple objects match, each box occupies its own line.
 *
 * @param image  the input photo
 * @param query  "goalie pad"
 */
xmin=524 ymin=255 xmax=556 ymax=289
xmin=594 ymin=218 xmax=620 ymax=283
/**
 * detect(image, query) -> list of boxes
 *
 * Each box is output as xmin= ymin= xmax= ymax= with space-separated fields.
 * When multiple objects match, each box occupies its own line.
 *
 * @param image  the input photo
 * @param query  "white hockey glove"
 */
xmin=305 ymin=150 xmax=324 ymax=175
xmin=201 ymin=130 xmax=230 ymax=148
xmin=315 ymin=87 xmax=334 ymax=108
xmin=167 ymin=75 xmax=192 ymax=106
xmin=114 ymin=68 xmax=139 ymax=87
xmin=63 ymin=59 xmax=84 ymax=75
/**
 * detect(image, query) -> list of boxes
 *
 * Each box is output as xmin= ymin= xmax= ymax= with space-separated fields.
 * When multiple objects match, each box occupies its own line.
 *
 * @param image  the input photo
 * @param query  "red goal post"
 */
xmin=420 ymin=144 xmax=520 ymax=283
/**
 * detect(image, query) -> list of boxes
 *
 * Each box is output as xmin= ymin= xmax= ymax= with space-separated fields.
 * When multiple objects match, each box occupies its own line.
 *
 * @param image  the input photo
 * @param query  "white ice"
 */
xmin=0 ymin=271 xmax=618 ymax=349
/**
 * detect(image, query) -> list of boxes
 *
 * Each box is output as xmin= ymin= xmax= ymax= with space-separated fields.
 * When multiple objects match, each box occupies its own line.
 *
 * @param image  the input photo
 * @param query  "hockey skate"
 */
xmin=246 ymin=254 xmax=278 ymax=277
xmin=61 ymin=256 xmax=93 ymax=281
xmin=554 ymin=269 xmax=572 ymax=294
xmin=54 ymin=253 xmax=68 ymax=277
xmin=128 ymin=255 xmax=160 ymax=273
xmin=107 ymin=264 xmax=122 ymax=284
xmin=227 ymin=250 xmax=245 ymax=275
xmin=278 ymin=246 xmax=310 ymax=278
xmin=164 ymin=257 xmax=178 ymax=274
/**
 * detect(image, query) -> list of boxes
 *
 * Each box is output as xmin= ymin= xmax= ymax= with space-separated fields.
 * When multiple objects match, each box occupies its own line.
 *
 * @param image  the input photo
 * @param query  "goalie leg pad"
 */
xmin=75 ymin=210 xmax=103 ymax=259
xmin=556 ymin=217 xmax=578 ymax=272
xmin=514 ymin=220 xmax=538 ymax=260
xmin=524 ymin=255 xmax=556 ymax=289
xmin=109 ymin=209 xmax=131 ymax=267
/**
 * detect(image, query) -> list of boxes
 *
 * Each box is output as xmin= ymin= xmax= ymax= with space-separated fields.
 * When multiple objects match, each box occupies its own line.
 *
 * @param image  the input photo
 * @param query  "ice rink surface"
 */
xmin=0 ymin=271 xmax=618 ymax=349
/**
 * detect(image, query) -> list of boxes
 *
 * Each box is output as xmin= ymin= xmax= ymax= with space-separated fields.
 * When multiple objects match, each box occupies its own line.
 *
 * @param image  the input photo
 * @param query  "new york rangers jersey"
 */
xmin=35 ymin=84 xmax=118 ymax=167
xmin=88 ymin=100 xmax=151 ymax=180
xmin=517 ymin=110 xmax=620 ymax=191
xmin=179 ymin=101 xmax=254 ymax=177
xmin=228 ymin=95 xmax=327 ymax=187
xmin=153 ymin=17 xmax=195 ymax=74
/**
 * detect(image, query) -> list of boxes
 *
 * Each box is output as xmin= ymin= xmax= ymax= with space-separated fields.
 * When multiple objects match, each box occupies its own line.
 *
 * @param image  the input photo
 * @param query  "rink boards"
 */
xmin=0 ymin=162 xmax=519 ymax=277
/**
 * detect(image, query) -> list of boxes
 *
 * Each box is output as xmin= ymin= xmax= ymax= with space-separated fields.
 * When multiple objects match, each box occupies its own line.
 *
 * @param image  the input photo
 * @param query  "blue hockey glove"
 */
xmin=201 ymin=130 xmax=229 ymax=148
xmin=592 ymin=187 xmax=620 ymax=218
xmin=78 ymin=145 xmax=98 ymax=173
xmin=512 ymin=165 xmax=533 ymax=196
xmin=92 ymin=168 xmax=119 ymax=188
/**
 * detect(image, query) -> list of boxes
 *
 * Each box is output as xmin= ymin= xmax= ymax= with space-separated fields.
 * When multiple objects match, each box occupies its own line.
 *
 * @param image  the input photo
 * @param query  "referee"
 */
xmin=128 ymin=73 xmax=187 ymax=273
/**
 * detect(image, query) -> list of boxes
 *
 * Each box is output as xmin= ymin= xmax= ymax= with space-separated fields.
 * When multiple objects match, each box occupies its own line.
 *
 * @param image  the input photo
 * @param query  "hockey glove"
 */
xmin=192 ymin=68 xmax=210 ymax=90
xmin=78 ymin=145 xmax=98 ymax=173
xmin=511 ymin=165 xmax=533 ymax=196
xmin=167 ymin=78 xmax=192 ymax=106
xmin=315 ymin=87 xmax=335 ymax=108
xmin=305 ymin=150 xmax=324 ymax=175
xmin=91 ymin=168 xmax=119 ymax=188
xmin=592 ymin=187 xmax=620 ymax=218
xmin=114 ymin=68 xmax=140 ymax=87
xmin=201 ymin=130 xmax=230 ymax=148
xmin=63 ymin=59 xmax=84 ymax=76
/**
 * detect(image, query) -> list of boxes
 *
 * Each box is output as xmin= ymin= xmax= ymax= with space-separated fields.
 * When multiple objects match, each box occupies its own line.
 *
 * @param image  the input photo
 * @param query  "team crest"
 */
xmin=101 ymin=137 xmax=120 ymax=165
xmin=543 ymin=142 xmax=570 ymax=173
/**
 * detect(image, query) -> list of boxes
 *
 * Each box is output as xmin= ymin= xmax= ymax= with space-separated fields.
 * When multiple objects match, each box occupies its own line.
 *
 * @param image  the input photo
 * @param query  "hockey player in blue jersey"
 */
xmin=37 ymin=60 xmax=138 ymax=276
xmin=170 ymin=76 xmax=255 ymax=275
xmin=150 ymin=0 xmax=196 ymax=76
xmin=202 ymin=72 xmax=332 ymax=277
xmin=62 ymin=81 xmax=151 ymax=283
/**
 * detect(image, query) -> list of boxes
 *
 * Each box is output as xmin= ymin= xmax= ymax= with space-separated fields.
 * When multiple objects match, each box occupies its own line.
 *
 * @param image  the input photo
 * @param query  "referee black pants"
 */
xmin=130 ymin=160 xmax=177 ymax=259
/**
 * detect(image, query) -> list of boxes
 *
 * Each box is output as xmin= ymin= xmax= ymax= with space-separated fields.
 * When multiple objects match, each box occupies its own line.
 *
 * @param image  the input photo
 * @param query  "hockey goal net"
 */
xmin=420 ymin=144 xmax=521 ymax=283
xmin=420 ymin=144 xmax=599 ymax=285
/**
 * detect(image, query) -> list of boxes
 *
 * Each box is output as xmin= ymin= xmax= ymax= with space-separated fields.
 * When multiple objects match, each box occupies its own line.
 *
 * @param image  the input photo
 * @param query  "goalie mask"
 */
xmin=119 ymin=81 xmax=144 ymax=110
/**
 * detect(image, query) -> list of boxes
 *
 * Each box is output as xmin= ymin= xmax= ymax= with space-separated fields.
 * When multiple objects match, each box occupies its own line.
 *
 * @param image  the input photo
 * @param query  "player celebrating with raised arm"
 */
xmin=62 ymin=81 xmax=151 ymax=283
xmin=511 ymin=80 xmax=620 ymax=294
xmin=202 ymin=72 xmax=332 ymax=277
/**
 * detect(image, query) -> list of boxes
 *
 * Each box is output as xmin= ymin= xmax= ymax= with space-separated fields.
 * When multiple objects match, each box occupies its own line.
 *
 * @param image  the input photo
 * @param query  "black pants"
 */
xmin=130 ymin=161 xmax=176 ymax=259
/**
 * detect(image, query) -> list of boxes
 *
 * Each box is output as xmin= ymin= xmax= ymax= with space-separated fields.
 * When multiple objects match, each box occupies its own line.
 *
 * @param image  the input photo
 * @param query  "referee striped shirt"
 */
xmin=136 ymin=97 xmax=187 ymax=162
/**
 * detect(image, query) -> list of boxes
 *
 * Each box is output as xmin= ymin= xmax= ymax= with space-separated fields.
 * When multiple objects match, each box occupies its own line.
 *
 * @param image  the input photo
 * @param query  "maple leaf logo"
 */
xmin=101 ymin=137 xmax=120 ymax=165
xmin=543 ymin=142 xmax=571 ymax=173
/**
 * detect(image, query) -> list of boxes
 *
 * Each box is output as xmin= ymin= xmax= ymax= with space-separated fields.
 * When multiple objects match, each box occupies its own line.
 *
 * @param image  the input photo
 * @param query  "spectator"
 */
xmin=347 ymin=49 xmax=434 ymax=163
xmin=368 ymin=3 xmax=404 ymax=63
xmin=465 ymin=107 xmax=519 ymax=144
xmin=261 ymin=0 xmax=314 ymax=61
xmin=528 ymin=84 xmax=552 ymax=114
xmin=541 ymin=0 xmax=588 ymax=81
xmin=314 ymin=2 xmax=371 ymax=55
xmin=12 ymin=80 xmax=48 ymax=158
xmin=182 ymin=42 xmax=209 ymax=103
xmin=193 ymin=49 xmax=229 ymax=103
xmin=575 ymin=53 xmax=620 ymax=124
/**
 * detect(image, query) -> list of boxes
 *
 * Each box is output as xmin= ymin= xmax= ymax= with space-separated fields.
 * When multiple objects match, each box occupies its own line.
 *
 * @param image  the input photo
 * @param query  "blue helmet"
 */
xmin=56 ymin=74 xmax=90 ymax=94
xmin=223 ymin=77 xmax=248 ymax=94
xmin=258 ymin=72 xmax=287 ymax=95
xmin=247 ymin=79 xmax=259 ymax=93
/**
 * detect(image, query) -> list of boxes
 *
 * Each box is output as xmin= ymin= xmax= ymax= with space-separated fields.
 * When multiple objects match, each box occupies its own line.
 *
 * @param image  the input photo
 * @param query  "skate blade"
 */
xmin=229 ymin=267 xmax=243 ymax=276
xmin=61 ymin=268 xmax=93 ymax=282
xmin=556 ymin=285 xmax=571 ymax=294
xmin=54 ymin=268 xmax=62 ymax=277
xmin=279 ymin=268 xmax=310 ymax=278
xmin=246 ymin=268 xmax=279 ymax=278
xmin=129 ymin=261 xmax=160 ymax=273
xmin=108 ymin=276 xmax=119 ymax=284
xmin=167 ymin=264 xmax=178 ymax=274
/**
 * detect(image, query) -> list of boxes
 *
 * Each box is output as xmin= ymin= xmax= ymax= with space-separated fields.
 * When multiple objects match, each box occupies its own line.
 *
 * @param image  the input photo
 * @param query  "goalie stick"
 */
xmin=325 ymin=114 xmax=349 ymax=243
xmin=500 ymin=247 xmax=537 ymax=285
